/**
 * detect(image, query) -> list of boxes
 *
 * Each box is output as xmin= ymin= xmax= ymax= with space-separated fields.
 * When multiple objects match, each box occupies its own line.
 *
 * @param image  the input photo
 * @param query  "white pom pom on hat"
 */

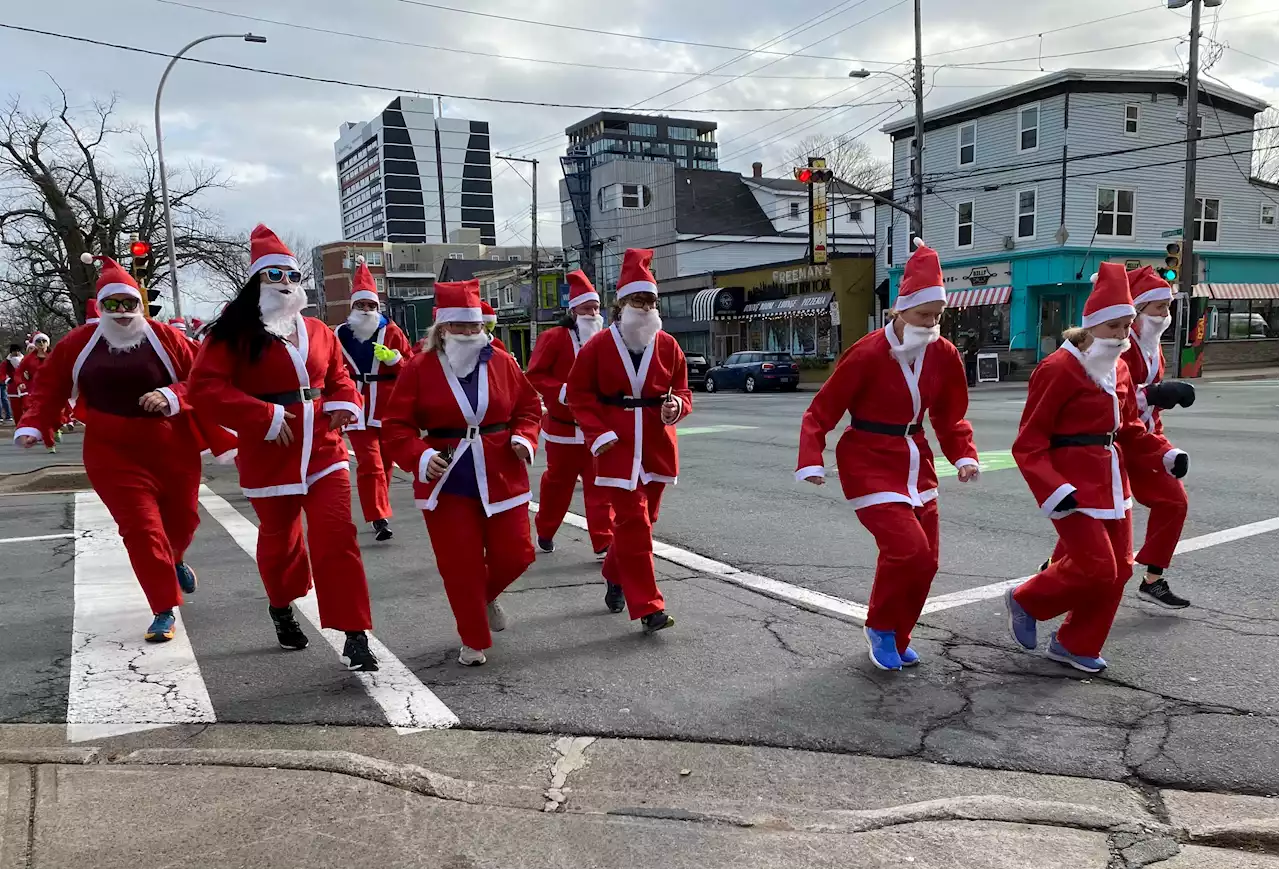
xmin=356 ymin=255 xmax=366 ymax=264
xmin=80 ymin=252 xmax=95 ymax=265
xmin=1090 ymin=272 xmax=1099 ymax=284
xmin=913 ymin=237 xmax=925 ymax=248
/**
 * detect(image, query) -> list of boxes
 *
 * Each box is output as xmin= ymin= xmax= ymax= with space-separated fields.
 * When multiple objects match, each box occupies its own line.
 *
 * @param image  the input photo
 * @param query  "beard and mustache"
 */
xmin=1082 ymin=336 xmax=1131 ymax=386
xmin=575 ymin=313 xmax=604 ymax=342
xmin=99 ymin=312 xmax=147 ymax=352
xmin=892 ymin=323 xmax=941 ymax=360
xmin=259 ymin=281 xmax=307 ymax=337
xmin=347 ymin=308 xmax=381 ymax=342
xmin=619 ymin=306 xmax=662 ymax=353
xmin=1136 ymin=313 xmax=1170 ymax=356
xmin=443 ymin=331 xmax=488 ymax=377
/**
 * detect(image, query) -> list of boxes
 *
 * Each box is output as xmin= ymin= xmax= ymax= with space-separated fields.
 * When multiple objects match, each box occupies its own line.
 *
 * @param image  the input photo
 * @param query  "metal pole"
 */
xmin=911 ymin=0 xmax=925 ymax=247
xmin=1176 ymin=0 xmax=1201 ymax=377
xmin=531 ymin=158 xmax=539 ymax=326
xmin=154 ymin=33 xmax=264 ymax=318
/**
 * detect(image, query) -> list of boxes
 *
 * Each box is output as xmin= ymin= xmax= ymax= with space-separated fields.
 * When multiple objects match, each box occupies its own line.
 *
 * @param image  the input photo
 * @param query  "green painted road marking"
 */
xmin=935 ymin=449 xmax=1018 ymax=473
xmin=676 ymin=424 xmax=760 ymax=436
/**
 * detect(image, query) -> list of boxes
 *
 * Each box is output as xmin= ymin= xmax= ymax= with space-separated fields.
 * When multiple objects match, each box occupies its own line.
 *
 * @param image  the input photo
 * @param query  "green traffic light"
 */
xmin=1161 ymin=269 xmax=1178 ymax=280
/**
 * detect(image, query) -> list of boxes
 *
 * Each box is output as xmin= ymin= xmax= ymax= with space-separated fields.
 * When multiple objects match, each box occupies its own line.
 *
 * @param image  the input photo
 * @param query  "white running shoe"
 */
xmin=486 ymin=600 xmax=508 ymax=632
xmin=458 ymin=645 xmax=487 ymax=666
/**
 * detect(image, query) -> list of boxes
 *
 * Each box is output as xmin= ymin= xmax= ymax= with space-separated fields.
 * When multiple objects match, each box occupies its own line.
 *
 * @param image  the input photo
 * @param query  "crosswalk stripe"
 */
xmin=196 ymin=485 xmax=458 ymax=733
xmin=67 ymin=492 xmax=216 ymax=743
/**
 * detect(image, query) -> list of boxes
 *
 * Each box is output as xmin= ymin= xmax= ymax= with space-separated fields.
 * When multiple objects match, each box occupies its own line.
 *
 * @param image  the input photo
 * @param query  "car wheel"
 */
xmin=786 ymin=383 xmax=800 ymax=392
xmin=745 ymin=375 xmax=756 ymax=393
xmin=704 ymin=376 xmax=717 ymax=394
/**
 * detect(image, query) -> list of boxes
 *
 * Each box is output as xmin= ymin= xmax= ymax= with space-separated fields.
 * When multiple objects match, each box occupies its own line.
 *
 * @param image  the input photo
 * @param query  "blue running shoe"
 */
xmin=863 ymin=627 xmax=902 ymax=670
xmin=900 ymin=646 xmax=920 ymax=667
xmin=1005 ymin=588 xmax=1037 ymax=651
xmin=176 ymin=562 xmax=197 ymax=595
xmin=1046 ymin=632 xmax=1107 ymax=673
xmin=145 ymin=610 xmax=176 ymax=643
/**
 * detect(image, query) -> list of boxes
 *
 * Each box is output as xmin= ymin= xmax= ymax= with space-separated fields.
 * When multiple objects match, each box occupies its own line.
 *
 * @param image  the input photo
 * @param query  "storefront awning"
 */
xmin=1195 ymin=283 xmax=1279 ymax=300
xmin=946 ymin=286 xmax=1011 ymax=308
xmin=741 ymin=291 xmax=834 ymax=319
xmin=692 ymin=287 xmax=719 ymax=323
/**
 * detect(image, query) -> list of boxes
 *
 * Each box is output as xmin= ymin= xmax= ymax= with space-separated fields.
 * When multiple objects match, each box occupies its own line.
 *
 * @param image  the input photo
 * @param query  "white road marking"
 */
xmin=197 ymin=485 xmax=458 ymax=733
xmin=67 ymin=492 xmax=215 ymax=743
xmin=675 ymin=424 xmax=760 ymax=436
xmin=0 ymin=532 xmax=74 ymax=544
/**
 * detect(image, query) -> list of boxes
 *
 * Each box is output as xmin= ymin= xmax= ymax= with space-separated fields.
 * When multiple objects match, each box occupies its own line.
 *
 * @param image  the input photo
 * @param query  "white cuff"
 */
xmin=1135 ymin=386 xmax=1149 ymax=415
xmin=795 ymin=465 xmax=826 ymax=482
xmin=1163 ymin=448 xmax=1187 ymax=475
xmin=13 ymin=426 xmax=41 ymax=443
xmin=418 ymin=448 xmax=441 ymax=483
xmin=323 ymin=400 xmax=362 ymax=418
xmin=265 ymin=404 xmax=285 ymax=442
xmin=1039 ymin=482 xmax=1077 ymax=517
xmin=382 ymin=350 xmax=402 ymax=366
xmin=558 ymin=384 xmax=567 ymax=405
xmin=954 ymin=456 xmax=980 ymax=476
xmin=591 ymin=431 xmax=619 ymax=455
xmin=510 ymin=434 xmax=535 ymax=462
xmin=158 ymin=387 xmax=180 ymax=417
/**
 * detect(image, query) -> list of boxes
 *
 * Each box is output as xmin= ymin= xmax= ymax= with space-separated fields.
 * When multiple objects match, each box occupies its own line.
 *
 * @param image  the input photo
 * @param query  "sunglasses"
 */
xmin=100 ymin=298 xmax=141 ymax=313
xmin=262 ymin=268 xmax=303 ymax=285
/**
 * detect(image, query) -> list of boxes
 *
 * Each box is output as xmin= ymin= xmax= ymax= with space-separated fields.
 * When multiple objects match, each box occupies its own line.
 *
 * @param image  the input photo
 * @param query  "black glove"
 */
xmin=1170 ymin=452 xmax=1189 ymax=479
xmin=1054 ymin=492 xmax=1078 ymax=512
xmin=1144 ymin=380 xmax=1196 ymax=410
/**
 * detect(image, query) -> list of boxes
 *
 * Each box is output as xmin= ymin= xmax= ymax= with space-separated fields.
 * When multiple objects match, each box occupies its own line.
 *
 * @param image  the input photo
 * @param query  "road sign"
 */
xmin=1161 ymin=228 xmax=1183 ymax=238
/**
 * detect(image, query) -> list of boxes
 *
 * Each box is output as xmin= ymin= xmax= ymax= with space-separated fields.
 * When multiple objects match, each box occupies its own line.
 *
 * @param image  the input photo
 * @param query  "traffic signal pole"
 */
xmin=911 ymin=0 xmax=925 ymax=247
xmin=1173 ymin=0 xmax=1203 ymax=377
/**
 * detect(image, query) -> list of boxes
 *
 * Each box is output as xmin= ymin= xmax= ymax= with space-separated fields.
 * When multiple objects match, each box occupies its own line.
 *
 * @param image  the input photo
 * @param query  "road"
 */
xmin=0 ymin=378 xmax=1275 ymax=797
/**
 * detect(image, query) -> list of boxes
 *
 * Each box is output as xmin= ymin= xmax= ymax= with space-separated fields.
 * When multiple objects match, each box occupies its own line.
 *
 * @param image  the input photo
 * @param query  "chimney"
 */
xmin=751 ymin=162 xmax=763 ymax=178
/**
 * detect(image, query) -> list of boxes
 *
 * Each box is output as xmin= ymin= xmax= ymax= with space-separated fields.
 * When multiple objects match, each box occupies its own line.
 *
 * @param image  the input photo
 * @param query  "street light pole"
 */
xmin=154 ymin=32 xmax=265 ymax=318
xmin=911 ymin=0 xmax=925 ymax=249
xmin=1175 ymin=0 xmax=1203 ymax=377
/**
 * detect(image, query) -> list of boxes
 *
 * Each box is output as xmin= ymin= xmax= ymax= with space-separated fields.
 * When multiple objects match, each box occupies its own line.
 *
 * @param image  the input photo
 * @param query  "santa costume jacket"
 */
xmin=189 ymin=314 xmax=363 ymax=498
xmin=796 ymin=325 xmax=978 ymax=508
xmin=524 ymin=324 xmax=589 ymax=445
xmin=334 ymin=315 xmax=414 ymax=431
xmin=565 ymin=325 xmax=693 ymax=490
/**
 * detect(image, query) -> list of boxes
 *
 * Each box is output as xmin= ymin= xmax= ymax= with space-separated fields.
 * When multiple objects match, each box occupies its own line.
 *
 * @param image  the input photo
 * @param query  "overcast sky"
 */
xmin=1 ymin=0 xmax=1276 ymax=308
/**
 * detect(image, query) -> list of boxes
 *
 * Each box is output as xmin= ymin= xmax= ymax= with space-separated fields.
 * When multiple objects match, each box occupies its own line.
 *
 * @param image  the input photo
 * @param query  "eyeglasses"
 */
xmin=625 ymin=297 xmax=658 ymax=311
xmin=262 ymin=268 xmax=303 ymax=284
xmin=100 ymin=298 xmax=141 ymax=313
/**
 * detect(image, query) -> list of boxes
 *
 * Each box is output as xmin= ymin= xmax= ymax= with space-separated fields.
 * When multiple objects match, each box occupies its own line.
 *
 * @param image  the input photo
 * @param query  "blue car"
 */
xmin=704 ymin=351 xmax=800 ymax=394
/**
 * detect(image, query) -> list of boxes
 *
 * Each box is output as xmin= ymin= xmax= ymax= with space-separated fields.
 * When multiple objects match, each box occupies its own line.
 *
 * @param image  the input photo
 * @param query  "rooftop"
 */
xmin=566 ymin=111 xmax=718 ymax=136
xmin=674 ymin=169 xmax=778 ymax=237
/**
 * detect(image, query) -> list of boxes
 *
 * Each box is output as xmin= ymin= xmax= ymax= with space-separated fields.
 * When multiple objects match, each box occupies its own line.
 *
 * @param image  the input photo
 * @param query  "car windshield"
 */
xmin=687 ymin=355 xmax=706 ymax=364
xmin=763 ymin=353 xmax=793 ymax=361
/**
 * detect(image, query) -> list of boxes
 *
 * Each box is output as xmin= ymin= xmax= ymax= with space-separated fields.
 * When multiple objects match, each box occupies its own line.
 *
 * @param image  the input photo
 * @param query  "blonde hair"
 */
xmin=420 ymin=323 xmax=446 ymax=352
xmin=1062 ymin=326 xmax=1092 ymax=348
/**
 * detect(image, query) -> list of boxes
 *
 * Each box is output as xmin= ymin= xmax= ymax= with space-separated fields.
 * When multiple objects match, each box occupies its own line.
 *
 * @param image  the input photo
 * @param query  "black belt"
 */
xmin=549 ymin=415 xmax=577 ymax=427
xmin=425 ymin=422 xmax=509 ymax=439
xmin=601 ymin=394 xmax=665 ymax=409
xmin=256 ymin=387 xmax=321 ymax=404
xmin=1049 ymin=432 xmax=1116 ymax=449
xmin=852 ymin=417 xmax=922 ymax=437
xmin=357 ymin=373 xmax=397 ymax=383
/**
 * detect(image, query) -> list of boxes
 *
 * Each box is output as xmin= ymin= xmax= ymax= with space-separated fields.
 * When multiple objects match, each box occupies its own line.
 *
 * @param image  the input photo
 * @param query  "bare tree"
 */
xmin=1254 ymin=106 xmax=1278 ymax=184
xmin=786 ymin=134 xmax=891 ymax=191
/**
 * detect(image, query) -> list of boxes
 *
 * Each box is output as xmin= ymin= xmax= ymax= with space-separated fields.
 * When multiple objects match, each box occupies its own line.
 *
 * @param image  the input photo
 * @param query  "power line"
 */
xmin=1219 ymin=44 xmax=1279 ymax=68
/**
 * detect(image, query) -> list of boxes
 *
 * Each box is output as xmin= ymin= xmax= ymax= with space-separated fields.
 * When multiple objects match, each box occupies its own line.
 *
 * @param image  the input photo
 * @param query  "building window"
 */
xmin=448 ymin=252 xmax=464 ymax=260
xmin=1194 ymin=197 xmax=1220 ymax=243
xmin=943 ymin=302 xmax=1011 ymax=348
xmin=561 ymin=199 xmax=575 ymax=223
xmin=1096 ymin=187 xmax=1135 ymax=237
xmin=599 ymin=183 xmax=649 ymax=210
xmin=1262 ymin=204 xmax=1276 ymax=228
xmin=673 ymin=144 xmax=687 ymax=156
xmin=508 ymin=255 xmax=521 ymax=261
xmin=1018 ymin=103 xmax=1039 ymax=152
xmin=1016 ymin=188 xmax=1036 ymax=240
xmin=374 ymin=276 xmax=385 ymax=292
xmin=668 ymin=126 xmax=696 ymax=140
xmin=365 ymin=251 xmax=383 ymax=266
xmin=848 ymin=202 xmax=863 ymax=223
xmin=956 ymin=200 xmax=974 ymax=248
xmin=789 ymin=201 xmax=801 ymax=219
xmin=1208 ymin=298 xmax=1278 ymax=341
xmin=1124 ymin=103 xmax=1140 ymax=136
xmin=958 ymin=122 xmax=976 ymax=166
xmin=628 ymin=122 xmax=657 ymax=137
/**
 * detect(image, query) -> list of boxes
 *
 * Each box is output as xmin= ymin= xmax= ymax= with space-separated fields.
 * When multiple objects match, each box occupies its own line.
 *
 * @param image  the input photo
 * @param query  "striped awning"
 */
xmin=1195 ymin=283 xmax=1279 ymax=300
xmin=692 ymin=287 xmax=719 ymax=322
xmin=946 ymin=286 xmax=1011 ymax=308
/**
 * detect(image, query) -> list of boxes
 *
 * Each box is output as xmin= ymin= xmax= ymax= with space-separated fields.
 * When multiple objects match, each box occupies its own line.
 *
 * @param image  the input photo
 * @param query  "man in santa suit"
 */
xmin=14 ymin=332 xmax=57 ymax=452
xmin=381 ymin=279 xmax=541 ymax=666
xmin=1006 ymin=263 xmax=1186 ymax=672
xmin=334 ymin=256 xmax=414 ymax=542
xmin=796 ymin=238 xmax=979 ymax=671
xmin=566 ymin=248 xmax=692 ymax=632
xmin=15 ymin=254 xmax=235 ymax=642
xmin=525 ymin=270 xmax=614 ymax=563
xmin=189 ymin=224 xmax=379 ymax=671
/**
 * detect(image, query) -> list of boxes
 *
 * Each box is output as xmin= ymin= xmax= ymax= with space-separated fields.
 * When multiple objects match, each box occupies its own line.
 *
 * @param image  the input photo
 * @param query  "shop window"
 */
xmin=1208 ymin=299 xmax=1277 ymax=340
xmin=943 ymin=303 xmax=1010 ymax=348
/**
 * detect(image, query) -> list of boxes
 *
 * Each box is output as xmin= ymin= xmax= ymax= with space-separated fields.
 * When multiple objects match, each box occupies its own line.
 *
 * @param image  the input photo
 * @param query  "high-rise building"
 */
xmin=564 ymin=112 xmax=718 ymax=170
xmin=334 ymin=96 xmax=496 ymax=244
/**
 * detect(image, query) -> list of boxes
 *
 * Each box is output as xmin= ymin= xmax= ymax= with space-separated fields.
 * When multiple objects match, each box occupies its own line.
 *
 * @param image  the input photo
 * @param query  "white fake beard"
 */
xmin=443 ymin=332 xmax=487 ymax=377
xmin=259 ymin=281 xmax=307 ymax=338
xmin=1137 ymin=314 xmax=1170 ymax=355
xmin=619 ymin=306 xmax=662 ymax=353
xmin=893 ymin=323 xmax=941 ymax=359
xmin=347 ymin=309 xmax=380 ymax=342
xmin=1082 ymin=337 xmax=1130 ymax=386
xmin=99 ymin=313 xmax=147 ymax=352
xmin=575 ymin=313 xmax=604 ymax=341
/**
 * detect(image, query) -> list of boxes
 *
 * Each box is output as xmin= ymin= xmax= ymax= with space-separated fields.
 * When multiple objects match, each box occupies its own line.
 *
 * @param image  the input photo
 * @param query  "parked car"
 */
xmin=684 ymin=353 xmax=710 ymax=390
xmin=705 ymin=351 xmax=800 ymax=393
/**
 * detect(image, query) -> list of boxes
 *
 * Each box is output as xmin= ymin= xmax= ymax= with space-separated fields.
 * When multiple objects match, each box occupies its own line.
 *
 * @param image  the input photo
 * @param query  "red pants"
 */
xmin=859 ymin=500 xmax=940 ymax=653
xmin=1016 ymin=512 xmax=1133 ymax=658
xmin=349 ymin=427 xmax=393 ymax=523
xmin=1050 ymin=470 xmax=1187 ymax=572
xmin=424 ymin=494 xmax=535 ymax=650
xmin=535 ymin=440 xmax=614 ymax=552
xmin=249 ymin=471 xmax=372 ymax=632
xmin=83 ymin=413 xmax=202 ymax=614
xmin=12 ymin=397 xmax=55 ymax=448
xmin=601 ymin=482 xmax=666 ymax=620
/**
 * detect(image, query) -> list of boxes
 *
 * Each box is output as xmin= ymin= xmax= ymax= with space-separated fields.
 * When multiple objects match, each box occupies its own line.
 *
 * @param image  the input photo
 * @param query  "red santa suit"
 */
xmin=796 ymin=241 xmax=978 ymax=657
xmin=1011 ymin=264 xmax=1183 ymax=659
xmin=381 ymin=279 xmax=541 ymax=653
xmin=524 ymin=270 xmax=614 ymax=553
xmin=335 ymin=259 xmax=414 ymax=525
xmin=565 ymin=250 xmax=692 ymax=622
xmin=13 ymin=336 xmax=55 ymax=449
xmin=188 ymin=226 xmax=372 ymax=632
xmin=3 ymin=351 xmax=22 ymax=422
xmin=15 ymin=256 xmax=235 ymax=615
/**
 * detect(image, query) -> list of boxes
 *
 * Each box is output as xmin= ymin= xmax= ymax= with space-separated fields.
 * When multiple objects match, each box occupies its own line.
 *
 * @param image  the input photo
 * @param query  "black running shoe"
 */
xmin=1137 ymin=578 xmax=1190 ymax=609
xmin=372 ymin=518 xmax=393 ymax=542
xmin=641 ymin=610 xmax=674 ymax=634
xmin=1039 ymin=557 xmax=1052 ymax=572
xmin=604 ymin=582 xmax=625 ymax=614
xmin=342 ymin=631 xmax=379 ymax=671
xmin=269 ymin=605 xmax=309 ymax=650
xmin=537 ymin=536 xmax=555 ymax=553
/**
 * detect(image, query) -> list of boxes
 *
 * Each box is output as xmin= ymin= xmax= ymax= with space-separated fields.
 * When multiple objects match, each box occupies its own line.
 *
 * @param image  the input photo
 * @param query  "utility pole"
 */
xmin=1175 ymin=0 xmax=1203 ymax=377
xmin=911 ymin=0 xmax=925 ymax=248
xmin=497 ymin=154 xmax=539 ymax=351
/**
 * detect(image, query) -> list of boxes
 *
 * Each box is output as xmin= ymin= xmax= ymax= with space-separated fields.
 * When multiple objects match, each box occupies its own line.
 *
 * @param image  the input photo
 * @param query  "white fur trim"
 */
xmin=616 ymin=280 xmax=657 ymax=299
xmin=1133 ymin=287 xmax=1173 ymax=306
xmin=569 ymin=292 xmax=600 ymax=308
xmin=213 ymin=447 xmax=238 ymax=465
xmin=249 ymin=253 xmax=300 ymax=275
xmin=1039 ymin=482 xmax=1077 ymax=517
xmin=954 ymin=457 xmax=980 ymax=474
xmin=482 ymin=314 xmax=497 ymax=325
xmin=243 ymin=483 xmax=306 ymax=498
xmin=591 ymin=431 xmax=619 ymax=455
xmin=305 ymin=461 xmax=348 ymax=487
xmin=510 ymin=434 xmax=535 ymax=462
xmin=640 ymin=469 xmax=677 ymax=486
xmin=322 ymin=400 xmax=361 ymax=420
xmin=30 ymin=333 xmax=49 ymax=343
xmin=97 ymin=283 xmax=141 ymax=302
xmin=558 ymin=383 xmax=567 ymax=405
xmin=350 ymin=290 xmax=379 ymax=304
xmin=418 ymin=448 xmax=441 ymax=483
xmin=13 ymin=426 xmax=41 ymax=442
xmin=795 ymin=465 xmax=825 ymax=482
xmin=265 ymin=404 xmax=285 ymax=442
xmin=539 ymin=429 xmax=584 ymax=445
xmin=1163 ymin=448 xmax=1187 ymax=476
xmin=157 ymin=386 xmax=180 ymax=418
xmin=434 ymin=306 xmax=483 ymax=324
xmin=1081 ymin=304 xmax=1136 ymax=328
xmin=895 ymin=285 xmax=947 ymax=310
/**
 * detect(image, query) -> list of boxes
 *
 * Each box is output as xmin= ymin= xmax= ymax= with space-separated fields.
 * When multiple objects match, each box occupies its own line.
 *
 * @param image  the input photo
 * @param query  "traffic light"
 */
xmin=1163 ymin=241 xmax=1182 ymax=283
xmin=794 ymin=166 xmax=834 ymax=183
xmin=130 ymin=239 xmax=153 ymax=288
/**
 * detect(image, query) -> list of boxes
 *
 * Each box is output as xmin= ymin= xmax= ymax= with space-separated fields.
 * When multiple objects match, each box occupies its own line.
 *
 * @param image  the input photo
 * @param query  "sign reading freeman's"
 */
xmin=772 ymin=263 xmax=833 ymax=285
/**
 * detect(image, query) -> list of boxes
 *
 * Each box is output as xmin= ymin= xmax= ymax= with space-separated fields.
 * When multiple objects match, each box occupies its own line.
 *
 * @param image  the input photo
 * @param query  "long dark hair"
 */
xmin=208 ymin=273 xmax=278 ymax=362
xmin=557 ymin=312 xmax=575 ymax=329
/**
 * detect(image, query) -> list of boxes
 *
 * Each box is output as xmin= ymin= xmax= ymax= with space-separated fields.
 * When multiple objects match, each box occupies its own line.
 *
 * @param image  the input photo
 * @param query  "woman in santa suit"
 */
xmin=188 ymin=224 xmax=379 ymax=672
xmin=796 ymin=239 xmax=979 ymax=671
xmin=524 ymin=269 xmax=614 ymax=561
xmin=1005 ymin=263 xmax=1187 ymax=673
xmin=380 ymin=279 xmax=541 ymax=666
xmin=566 ymin=248 xmax=692 ymax=632
xmin=14 ymin=332 xmax=57 ymax=453
xmin=15 ymin=254 xmax=236 ymax=642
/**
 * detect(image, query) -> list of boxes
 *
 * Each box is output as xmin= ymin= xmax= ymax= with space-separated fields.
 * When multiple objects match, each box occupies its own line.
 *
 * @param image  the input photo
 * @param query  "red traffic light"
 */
xmin=794 ymin=168 xmax=813 ymax=183
xmin=130 ymin=240 xmax=151 ymax=258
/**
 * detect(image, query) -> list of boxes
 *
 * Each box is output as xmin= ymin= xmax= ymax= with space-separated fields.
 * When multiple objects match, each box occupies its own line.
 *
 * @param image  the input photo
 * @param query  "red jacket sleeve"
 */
xmin=318 ymin=328 xmax=363 ymax=418
xmin=13 ymin=348 xmax=73 ymax=438
xmin=1116 ymin=360 xmax=1178 ymax=474
xmin=928 ymin=342 xmax=979 ymax=469
xmin=669 ymin=342 xmax=693 ymax=423
xmin=380 ymin=356 xmax=430 ymax=478
xmin=1012 ymin=360 xmax=1073 ymax=513
xmin=565 ymin=335 xmax=613 ymax=454
xmin=525 ymin=328 xmax=566 ymax=407
xmin=795 ymin=345 xmax=863 ymax=479
xmin=188 ymin=338 xmax=281 ymax=442
xmin=501 ymin=354 xmax=542 ymax=458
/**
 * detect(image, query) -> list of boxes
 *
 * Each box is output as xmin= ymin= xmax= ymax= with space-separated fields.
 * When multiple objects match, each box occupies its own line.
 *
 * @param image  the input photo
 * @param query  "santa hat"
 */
xmin=31 ymin=332 xmax=49 ymax=344
xmin=480 ymin=300 xmax=497 ymax=326
xmin=350 ymin=256 xmax=379 ymax=306
xmin=248 ymin=223 xmax=299 ymax=276
xmin=433 ymin=280 xmax=483 ymax=324
xmin=616 ymin=248 xmax=657 ymax=299
xmin=79 ymin=252 xmax=142 ymax=302
xmin=85 ymin=299 xmax=100 ymax=324
xmin=1082 ymin=262 xmax=1136 ymax=328
xmin=565 ymin=270 xmax=599 ymax=310
xmin=191 ymin=318 xmax=204 ymax=331
xmin=1127 ymin=265 xmax=1175 ymax=307
xmin=895 ymin=238 xmax=946 ymax=311
xmin=169 ymin=317 xmax=188 ymax=332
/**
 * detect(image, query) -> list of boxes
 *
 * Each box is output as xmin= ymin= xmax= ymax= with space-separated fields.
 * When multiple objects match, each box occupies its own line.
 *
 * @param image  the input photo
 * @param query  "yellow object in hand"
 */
xmin=373 ymin=343 xmax=397 ymax=362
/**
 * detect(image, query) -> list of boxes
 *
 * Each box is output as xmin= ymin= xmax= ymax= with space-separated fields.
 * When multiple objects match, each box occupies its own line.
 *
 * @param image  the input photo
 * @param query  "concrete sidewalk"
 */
xmin=0 ymin=725 xmax=1273 ymax=869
